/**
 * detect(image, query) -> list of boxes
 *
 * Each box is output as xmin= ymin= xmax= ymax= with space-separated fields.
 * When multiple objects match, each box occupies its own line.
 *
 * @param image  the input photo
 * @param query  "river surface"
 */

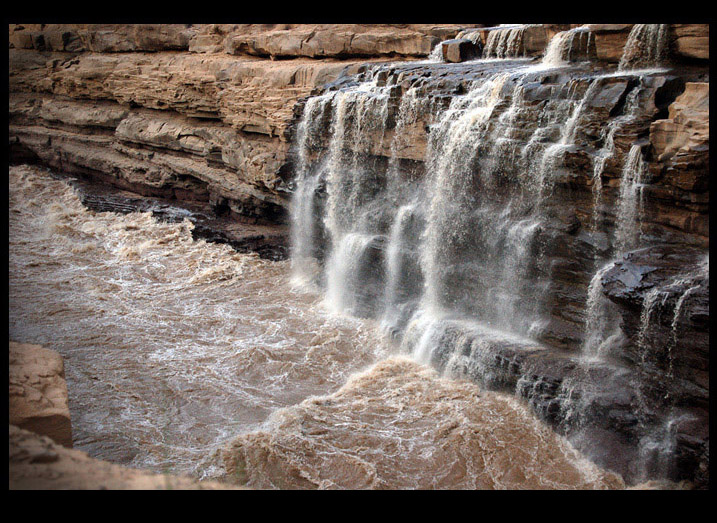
xmin=9 ymin=164 xmax=628 ymax=489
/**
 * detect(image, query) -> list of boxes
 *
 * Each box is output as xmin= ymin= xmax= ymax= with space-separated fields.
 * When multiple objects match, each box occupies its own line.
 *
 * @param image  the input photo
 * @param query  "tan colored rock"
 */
xmin=586 ymin=24 xmax=633 ymax=63
xmin=39 ymin=98 xmax=129 ymax=129
xmin=9 ymin=425 xmax=244 ymax=490
xmin=223 ymin=24 xmax=472 ymax=58
xmin=9 ymin=342 xmax=73 ymax=448
xmin=650 ymin=82 xmax=709 ymax=191
xmin=15 ymin=51 xmax=360 ymax=138
xmin=8 ymin=24 xmax=473 ymax=58
xmin=672 ymin=24 xmax=709 ymax=60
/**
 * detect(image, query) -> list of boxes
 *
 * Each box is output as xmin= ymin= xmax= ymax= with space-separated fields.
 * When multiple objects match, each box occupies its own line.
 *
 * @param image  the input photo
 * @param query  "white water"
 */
xmin=541 ymin=26 xmax=592 ymax=67
xmin=614 ymin=144 xmax=647 ymax=253
xmin=619 ymin=24 xmax=670 ymax=71
xmin=483 ymin=25 xmax=531 ymax=59
xmin=8 ymin=164 xmax=630 ymax=489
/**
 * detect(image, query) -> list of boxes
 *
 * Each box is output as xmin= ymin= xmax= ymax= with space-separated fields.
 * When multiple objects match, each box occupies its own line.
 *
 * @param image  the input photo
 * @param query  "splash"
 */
xmin=221 ymin=357 xmax=626 ymax=489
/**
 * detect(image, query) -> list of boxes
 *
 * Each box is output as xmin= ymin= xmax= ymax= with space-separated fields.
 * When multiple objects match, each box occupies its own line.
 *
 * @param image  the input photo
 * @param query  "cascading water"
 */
xmin=614 ymin=144 xmax=647 ymax=253
xmin=483 ymin=25 xmax=529 ymax=59
xmin=589 ymin=84 xmax=642 ymax=234
xmin=290 ymin=93 xmax=335 ymax=286
xmin=291 ymin=52 xmax=647 ymax=358
xmin=631 ymin=256 xmax=709 ymax=481
xmin=285 ymin=25 xmax=707 ymax=486
xmin=619 ymin=24 xmax=670 ymax=70
xmin=541 ymin=26 xmax=594 ymax=67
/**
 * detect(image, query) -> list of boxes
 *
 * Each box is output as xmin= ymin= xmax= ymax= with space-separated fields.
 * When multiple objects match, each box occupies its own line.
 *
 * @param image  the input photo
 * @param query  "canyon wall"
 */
xmin=9 ymin=24 xmax=475 ymax=224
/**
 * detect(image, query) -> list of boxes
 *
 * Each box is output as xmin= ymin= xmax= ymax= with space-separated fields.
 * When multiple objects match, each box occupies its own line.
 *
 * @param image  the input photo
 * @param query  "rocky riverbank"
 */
xmin=8 ymin=341 xmax=245 ymax=489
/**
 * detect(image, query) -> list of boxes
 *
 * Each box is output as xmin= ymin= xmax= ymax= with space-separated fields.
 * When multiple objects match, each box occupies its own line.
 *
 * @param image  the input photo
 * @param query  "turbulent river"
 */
xmin=10 ymin=164 xmax=632 ymax=489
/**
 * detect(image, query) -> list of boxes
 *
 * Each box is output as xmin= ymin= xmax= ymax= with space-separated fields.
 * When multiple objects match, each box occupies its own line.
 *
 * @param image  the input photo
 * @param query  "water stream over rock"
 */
xmin=285 ymin=27 xmax=708 ymax=485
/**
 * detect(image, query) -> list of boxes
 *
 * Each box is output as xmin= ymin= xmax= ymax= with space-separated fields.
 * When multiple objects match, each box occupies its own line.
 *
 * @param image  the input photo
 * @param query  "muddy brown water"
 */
xmin=9 ymin=165 xmax=639 ymax=489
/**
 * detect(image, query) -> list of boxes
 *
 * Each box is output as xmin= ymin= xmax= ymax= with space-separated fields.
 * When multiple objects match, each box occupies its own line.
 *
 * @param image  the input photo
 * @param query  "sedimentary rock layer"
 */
xmin=9 ymin=24 xmax=477 ymax=224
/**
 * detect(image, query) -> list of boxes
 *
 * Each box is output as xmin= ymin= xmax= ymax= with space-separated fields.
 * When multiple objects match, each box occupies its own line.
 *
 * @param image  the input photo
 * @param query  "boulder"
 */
xmin=9 ymin=342 xmax=73 ymax=448
xmin=441 ymin=38 xmax=479 ymax=63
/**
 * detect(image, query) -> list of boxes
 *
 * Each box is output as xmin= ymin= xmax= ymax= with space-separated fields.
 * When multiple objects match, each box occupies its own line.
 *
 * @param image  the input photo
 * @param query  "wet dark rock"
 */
xmin=65 ymin=172 xmax=289 ymax=261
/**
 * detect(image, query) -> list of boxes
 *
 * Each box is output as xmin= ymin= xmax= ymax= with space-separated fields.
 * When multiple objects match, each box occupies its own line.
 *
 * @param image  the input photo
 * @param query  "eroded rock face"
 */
xmin=650 ymin=82 xmax=709 ymax=192
xmin=9 ymin=24 xmax=477 ymax=224
xmin=9 ymin=342 xmax=73 ymax=448
xmin=9 ymin=425 xmax=243 ymax=490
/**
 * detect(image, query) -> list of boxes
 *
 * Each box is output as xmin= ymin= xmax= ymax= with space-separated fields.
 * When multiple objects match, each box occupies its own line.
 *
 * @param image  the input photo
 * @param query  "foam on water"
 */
xmin=220 ymin=357 xmax=625 ymax=489
xmin=9 ymin=165 xmax=387 ymax=477
xmin=10 ymin=165 xmax=636 ymax=489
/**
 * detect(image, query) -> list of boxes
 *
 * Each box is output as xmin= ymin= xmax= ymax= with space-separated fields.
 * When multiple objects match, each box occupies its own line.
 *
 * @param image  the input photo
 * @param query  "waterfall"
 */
xmin=290 ymin=93 xmax=335 ymax=285
xmin=581 ymin=79 xmax=652 ymax=359
xmin=284 ymin=45 xmax=707 ymax=484
xmin=483 ymin=25 xmax=528 ymax=58
xmin=591 ymin=88 xmax=640 ymax=235
xmin=428 ymin=42 xmax=444 ymax=63
xmin=590 ymin=84 xmax=644 ymax=235
xmin=614 ymin=144 xmax=647 ymax=254
xmin=383 ymin=203 xmax=422 ymax=311
xmin=582 ymin=262 xmax=621 ymax=359
xmin=542 ymin=26 xmax=593 ymax=67
xmin=580 ymin=142 xmax=647 ymax=360
xmin=637 ymin=256 xmax=710 ymax=377
xmin=290 ymin=57 xmax=627 ymax=347
xmin=619 ymin=24 xmax=670 ymax=70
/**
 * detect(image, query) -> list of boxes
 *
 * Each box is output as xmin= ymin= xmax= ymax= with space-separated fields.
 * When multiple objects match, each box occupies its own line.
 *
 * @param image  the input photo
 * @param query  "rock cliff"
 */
xmin=9 ymin=24 xmax=476 ymax=225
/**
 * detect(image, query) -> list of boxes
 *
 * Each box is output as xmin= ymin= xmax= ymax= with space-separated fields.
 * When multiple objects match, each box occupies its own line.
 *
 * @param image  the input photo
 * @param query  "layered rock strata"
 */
xmin=9 ymin=24 xmax=476 ymax=229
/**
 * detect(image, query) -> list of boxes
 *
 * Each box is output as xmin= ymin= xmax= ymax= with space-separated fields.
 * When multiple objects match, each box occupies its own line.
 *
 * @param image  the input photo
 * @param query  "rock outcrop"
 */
xmin=9 ymin=341 xmax=73 ymax=448
xmin=9 ymin=425 xmax=243 ymax=490
xmin=9 ymin=24 xmax=476 ymax=226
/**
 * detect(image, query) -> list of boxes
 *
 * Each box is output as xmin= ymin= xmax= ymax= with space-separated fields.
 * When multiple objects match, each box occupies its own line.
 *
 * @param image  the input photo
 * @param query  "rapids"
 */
xmin=9 ymin=164 xmax=631 ymax=489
